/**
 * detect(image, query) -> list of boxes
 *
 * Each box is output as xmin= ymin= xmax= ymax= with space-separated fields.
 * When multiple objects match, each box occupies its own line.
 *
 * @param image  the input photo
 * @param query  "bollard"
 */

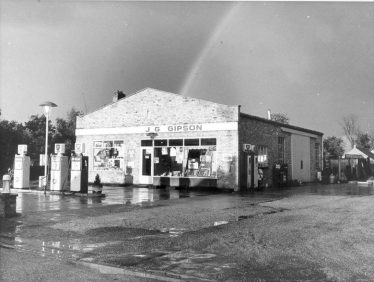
xmin=2 ymin=174 xmax=11 ymax=193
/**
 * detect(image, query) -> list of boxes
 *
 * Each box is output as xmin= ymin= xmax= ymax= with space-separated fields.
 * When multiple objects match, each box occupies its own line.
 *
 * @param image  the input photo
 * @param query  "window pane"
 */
xmin=169 ymin=139 xmax=183 ymax=146
xmin=184 ymin=139 xmax=199 ymax=146
xmin=201 ymin=138 xmax=216 ymax=145
xmin=141 ymin=140 xmax=153 ymax=147
xmin=103 ymin=141 xmax=113 ymax=147
xmin=257 ymin=145 xmax=269 ymax=167
xmin=154 ymin=139 xmax=168 ymax=146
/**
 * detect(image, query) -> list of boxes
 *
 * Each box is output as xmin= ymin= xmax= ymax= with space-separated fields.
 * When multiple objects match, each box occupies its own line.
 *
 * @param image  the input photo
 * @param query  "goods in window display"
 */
xmin=93 ymin=140 xmax=124 ymax=170
xmin=144 ymin=138 xmax=217 ymax=178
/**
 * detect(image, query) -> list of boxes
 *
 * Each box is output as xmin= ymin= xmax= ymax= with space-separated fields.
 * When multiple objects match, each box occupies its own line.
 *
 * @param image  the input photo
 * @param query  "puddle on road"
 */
xmin=160 ymin=227 xmax=186 ymax=237
xmin=14 ymin=186 xmax=209 ymax=214
xmin=97 ymin=249 xmax=237 ymax=280
xmin=237 ymin=208 xmax=289 ymax=221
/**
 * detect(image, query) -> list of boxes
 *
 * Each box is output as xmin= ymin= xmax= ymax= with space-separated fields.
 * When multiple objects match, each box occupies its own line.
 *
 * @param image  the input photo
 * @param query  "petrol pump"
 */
xmin=70 ymin=143 xmax=88 ymax=193
xmin=13 ymin=144 xmax=30 ymax=189
xmin=247 ymin=152 xmax=259 ymax=189
xmin=50 ymin=143 xmax=69 ymax=191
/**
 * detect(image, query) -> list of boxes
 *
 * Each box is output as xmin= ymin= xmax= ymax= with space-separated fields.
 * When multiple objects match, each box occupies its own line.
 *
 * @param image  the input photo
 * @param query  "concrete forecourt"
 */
xmin=1 ymin=183 xmax=374 ymax=281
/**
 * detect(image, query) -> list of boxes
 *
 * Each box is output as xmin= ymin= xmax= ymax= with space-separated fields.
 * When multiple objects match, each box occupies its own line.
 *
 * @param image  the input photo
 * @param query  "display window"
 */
xmin=93 ymin=140 xmax=124 ymax=170
xmin=185 ymin=148 xmax=216 ymax=177
xmin=147 ymin=138 xmax=217 ymax=178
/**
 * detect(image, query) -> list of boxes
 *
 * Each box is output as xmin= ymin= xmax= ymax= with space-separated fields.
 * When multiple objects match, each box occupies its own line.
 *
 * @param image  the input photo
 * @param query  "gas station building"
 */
xmin=75 ymin=88 xmax=323 ymax=191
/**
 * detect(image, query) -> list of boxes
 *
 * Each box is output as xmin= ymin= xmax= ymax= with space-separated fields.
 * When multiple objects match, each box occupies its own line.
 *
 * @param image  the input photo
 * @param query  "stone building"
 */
xmin=75 ymin=88 xmax=323 ymax=191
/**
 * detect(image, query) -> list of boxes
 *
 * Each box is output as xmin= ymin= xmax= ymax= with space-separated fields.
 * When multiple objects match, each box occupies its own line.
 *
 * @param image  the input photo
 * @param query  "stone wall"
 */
xmin=77 ymin=88 xmax=238 ymax=129
xmin=76 ymin=88 xmax=240 ymax=190
xmin=76 ymin=130 xmax=239 ymax=190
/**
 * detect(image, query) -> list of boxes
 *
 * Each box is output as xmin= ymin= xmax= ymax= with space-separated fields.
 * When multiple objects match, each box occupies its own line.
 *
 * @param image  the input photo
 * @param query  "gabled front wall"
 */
xmin=77 ymin=88 xmax=238 ymax=129
xmin=76 ymin=89 xmax=240 ymax=190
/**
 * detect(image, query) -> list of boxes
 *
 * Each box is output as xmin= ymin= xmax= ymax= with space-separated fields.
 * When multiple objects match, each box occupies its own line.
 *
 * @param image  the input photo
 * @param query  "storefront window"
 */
xmin=93 ymin=140 xmax=124 ymax=170
xmin=185 ymin=148 xmax=216 ymax=177
xmin=141 ymin=140 xmax=153 ymax=147
xmin=154 ymin=147 xmax=184 ymax=176
xmin=201 ymin=138 xmax=217 ymax=145
xmin=154 ymin=139 xmax=167 ymax=146
xmin=257 ymin=145 xmax=269 ymax=167
xmin=147 ymin=138 xmax=217 ymax=178
xmin=184 ymin=139 xmax=199 ymax=146
xmin=169 ymin=139 xmax=183 ymax=146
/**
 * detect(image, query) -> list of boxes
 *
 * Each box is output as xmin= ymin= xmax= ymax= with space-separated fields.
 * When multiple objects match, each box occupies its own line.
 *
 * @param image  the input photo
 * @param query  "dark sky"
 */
xmin=1 ymin=1 xmax=373 ymax=138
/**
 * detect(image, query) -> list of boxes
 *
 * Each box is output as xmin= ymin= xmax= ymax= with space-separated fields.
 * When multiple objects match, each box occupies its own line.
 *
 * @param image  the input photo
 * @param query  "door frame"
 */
xmin=139 ymin=147 xmax=154 ymax=185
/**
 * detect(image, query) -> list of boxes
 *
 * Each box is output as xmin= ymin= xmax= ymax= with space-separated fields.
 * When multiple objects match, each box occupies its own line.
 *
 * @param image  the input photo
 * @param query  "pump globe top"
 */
xmin=39 ymin=101 xmax=57 ymax=114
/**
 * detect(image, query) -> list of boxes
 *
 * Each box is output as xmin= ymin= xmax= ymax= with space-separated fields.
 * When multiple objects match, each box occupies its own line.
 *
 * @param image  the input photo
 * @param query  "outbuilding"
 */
xmin=75 ymin=88 xmax=323 ymax=191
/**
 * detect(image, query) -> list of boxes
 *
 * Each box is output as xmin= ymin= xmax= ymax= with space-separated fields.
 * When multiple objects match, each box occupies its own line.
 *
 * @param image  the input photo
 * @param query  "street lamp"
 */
xmin=39 ymin=101 xmax=57 ymax=193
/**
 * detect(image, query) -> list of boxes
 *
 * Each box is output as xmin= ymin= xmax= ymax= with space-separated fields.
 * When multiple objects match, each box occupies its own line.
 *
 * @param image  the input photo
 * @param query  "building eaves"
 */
xmin=240 ymin=112 xmax=323 ymax=137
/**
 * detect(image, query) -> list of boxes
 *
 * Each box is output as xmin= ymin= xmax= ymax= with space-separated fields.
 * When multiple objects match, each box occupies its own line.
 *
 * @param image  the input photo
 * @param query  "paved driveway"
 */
xmin=1 ymin=183 xmax=374 ymax=281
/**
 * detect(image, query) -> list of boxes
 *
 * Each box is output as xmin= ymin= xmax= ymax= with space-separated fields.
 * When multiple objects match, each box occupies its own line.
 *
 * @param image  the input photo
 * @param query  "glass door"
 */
xmin=139 ymin=148 xmax=153 ymax=184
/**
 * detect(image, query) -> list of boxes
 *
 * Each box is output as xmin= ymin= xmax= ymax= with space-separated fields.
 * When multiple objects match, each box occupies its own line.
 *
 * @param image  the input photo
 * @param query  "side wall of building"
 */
xmin=239 ymin=115 xmax=322 ymax=187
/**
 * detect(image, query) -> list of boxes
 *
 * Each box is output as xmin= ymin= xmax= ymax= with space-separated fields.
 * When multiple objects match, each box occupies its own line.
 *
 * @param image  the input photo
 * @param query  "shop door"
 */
xmin=291 ymin=134 xmax=311 ymax=182
xmin=139 ymin=148 xmax=153 ymax=184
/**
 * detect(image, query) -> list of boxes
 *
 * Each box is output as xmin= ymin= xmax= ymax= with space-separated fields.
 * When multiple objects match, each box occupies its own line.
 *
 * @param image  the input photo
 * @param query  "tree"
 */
xmin=0 ymin=120 xmax=28 ymax=174
xmin=356 ymin=132 xmax=373 ymax=150
xmin=340 ymin=114 xmax=360 ymax=149
xmin=52 ymin=108 xmax=83 ymax=155
xmin=323 ymin=136 xmax=345 ymax=158
xmin=270 ymin=113 xmax=290 ymax=124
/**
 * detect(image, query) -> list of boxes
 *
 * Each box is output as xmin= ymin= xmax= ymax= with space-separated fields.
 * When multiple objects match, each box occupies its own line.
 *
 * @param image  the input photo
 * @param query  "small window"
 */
xmin=201 ymin=138 xmax=216 ymax=146
xmin=169 ymin=139 xmax=183 ymax=146
xmin=257 ymin=145 xmax=269 ymax=168
xmin=301 ymin=160 xmax=303 ymax=169
xmin=154 ymin=139 xmax=168 ymax=147
xmin=184 ymin=139 xmax=199 ymax=146
xmin=141 ymin=140 xmax=153 ymax=147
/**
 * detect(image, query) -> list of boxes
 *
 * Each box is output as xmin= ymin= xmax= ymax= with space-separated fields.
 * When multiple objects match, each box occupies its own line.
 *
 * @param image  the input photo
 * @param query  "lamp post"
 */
xmin=39 ymin=101 xmax=57 ymax=194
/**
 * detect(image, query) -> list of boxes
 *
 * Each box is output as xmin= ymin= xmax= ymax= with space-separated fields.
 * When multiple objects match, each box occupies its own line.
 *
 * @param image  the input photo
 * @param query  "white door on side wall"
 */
xmin=291 ymin=134 xmax=311 ymax=182
xmin=139 ymin=147 xmax=153 ymax=185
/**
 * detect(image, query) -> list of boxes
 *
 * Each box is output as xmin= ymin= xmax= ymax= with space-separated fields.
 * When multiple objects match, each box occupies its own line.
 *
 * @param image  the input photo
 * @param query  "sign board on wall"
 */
xmin=243 ymin=144 xmax=255 ymax=152
xmin=76 ymin=122 xmax=238 ymax=136
xmin=17 ymin=144 xmax=27 ymax=155
xmin=74 ymin=143 xmax=85 ymax=154
xmin=55 ymin=143 xmax=66 ymax=155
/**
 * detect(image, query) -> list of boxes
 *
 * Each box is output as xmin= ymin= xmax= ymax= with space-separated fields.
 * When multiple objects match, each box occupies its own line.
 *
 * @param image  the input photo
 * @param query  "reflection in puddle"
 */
xmin=14 ymin=186 xmax=188 ymax=214
xmin=160 ymin=227 xmax=186 ymax=237
xmin=119 ymin=188 xmax=181 ymax=205
xmin=5 ymin=237 xmax=122 ymax=259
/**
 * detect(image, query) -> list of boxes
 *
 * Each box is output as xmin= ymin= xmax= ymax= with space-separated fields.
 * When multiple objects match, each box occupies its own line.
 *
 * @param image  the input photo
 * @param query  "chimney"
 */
xmin=113 ymin=90 xmax=126 ymax=102
xmin=267 ymin=109 xmax=271 ymax=120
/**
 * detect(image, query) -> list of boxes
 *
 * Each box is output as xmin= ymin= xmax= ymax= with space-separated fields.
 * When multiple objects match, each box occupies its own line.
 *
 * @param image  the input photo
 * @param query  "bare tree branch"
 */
xmin=340 ymin=114 xmax=360 ymax=149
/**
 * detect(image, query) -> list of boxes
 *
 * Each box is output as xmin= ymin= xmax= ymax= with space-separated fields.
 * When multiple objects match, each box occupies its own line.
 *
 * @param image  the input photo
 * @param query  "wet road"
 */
xmin=2 ymin=182 xmax=374 ymax=281
xmin=11 ymin=186 xmax=220 ymax=213
xmin=3 ymin=182 xmax=374 ymax=215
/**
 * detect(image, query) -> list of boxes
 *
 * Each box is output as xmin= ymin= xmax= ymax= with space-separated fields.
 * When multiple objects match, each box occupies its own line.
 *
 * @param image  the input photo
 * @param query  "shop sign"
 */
xmin=145 ymin=124 xmax=203 ymax=133
xmin=243 ymin=144 xmax=255 ymax=152
xmin=76 ymin=122 xmax=238 ymax=136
